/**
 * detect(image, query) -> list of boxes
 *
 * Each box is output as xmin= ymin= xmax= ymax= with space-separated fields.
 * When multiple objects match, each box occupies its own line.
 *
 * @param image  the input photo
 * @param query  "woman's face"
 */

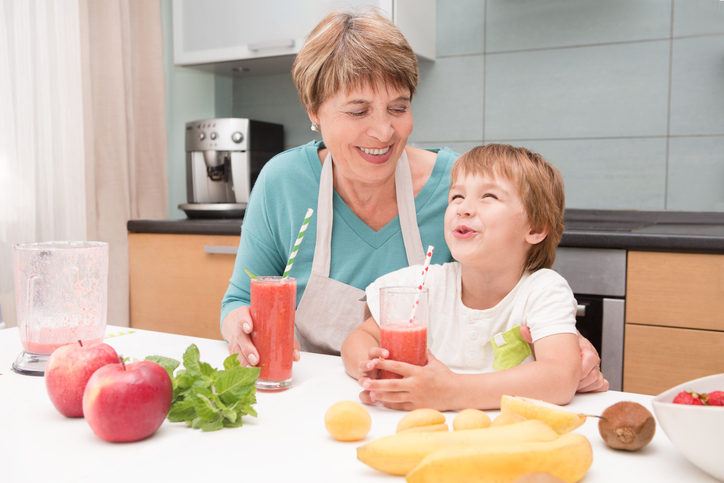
xmin=311 ymin=83 xmax=414 ymax=186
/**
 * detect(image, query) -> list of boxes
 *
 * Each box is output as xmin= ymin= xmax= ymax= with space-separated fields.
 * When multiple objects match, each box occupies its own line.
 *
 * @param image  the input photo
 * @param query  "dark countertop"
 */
xmin=128 ymin=218 xmax=244 ymax=236
xmin=127 ymin=209 xmax=724 ymax=254
xmin=559 ymin=210 xmax=724 ymax=253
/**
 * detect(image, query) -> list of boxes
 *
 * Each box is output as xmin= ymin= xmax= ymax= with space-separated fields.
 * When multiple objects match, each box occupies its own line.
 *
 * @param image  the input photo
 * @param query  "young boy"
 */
xmin=341 ymin=144 xmax=581 ymax=411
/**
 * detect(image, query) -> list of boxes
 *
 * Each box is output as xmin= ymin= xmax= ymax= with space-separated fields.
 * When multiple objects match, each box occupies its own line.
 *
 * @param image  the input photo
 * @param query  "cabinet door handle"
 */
xmin=576 ymin=304 xmax=586 ymax=317
xmin=203 ymin=245 xmax=238 ymax=255
xmin=248 ymin=39 xmax=295 ymax=52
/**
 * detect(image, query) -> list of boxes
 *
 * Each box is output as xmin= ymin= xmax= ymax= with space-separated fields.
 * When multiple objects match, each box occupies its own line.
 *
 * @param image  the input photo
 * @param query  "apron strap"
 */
xmin=396 ymin=150 xmax=425 ymax=266
xmin=311 ymin=152 xmax=335 ymax=276
xmin=311 ymin=150 xmax=425 ymax=276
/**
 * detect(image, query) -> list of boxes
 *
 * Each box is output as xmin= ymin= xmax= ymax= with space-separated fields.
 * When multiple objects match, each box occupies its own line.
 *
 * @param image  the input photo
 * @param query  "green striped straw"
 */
xmin=283 ymin=208 xmax=313 ymax=278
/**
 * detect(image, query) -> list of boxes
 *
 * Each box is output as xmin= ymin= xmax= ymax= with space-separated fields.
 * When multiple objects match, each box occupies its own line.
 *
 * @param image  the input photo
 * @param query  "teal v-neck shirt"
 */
xmin=220 ymin=140 xmax=459 ymax=325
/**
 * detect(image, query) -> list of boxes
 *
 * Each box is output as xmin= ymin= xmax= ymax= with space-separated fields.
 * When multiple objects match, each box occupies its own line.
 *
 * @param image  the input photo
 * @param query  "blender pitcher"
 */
xmin=12 ymin=241 xmax=109 ymax=376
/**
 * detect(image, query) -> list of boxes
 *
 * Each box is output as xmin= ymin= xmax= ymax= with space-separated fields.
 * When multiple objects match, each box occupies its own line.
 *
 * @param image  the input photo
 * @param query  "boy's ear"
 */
xmin=525 ymin=225 xmax=549 ymax=245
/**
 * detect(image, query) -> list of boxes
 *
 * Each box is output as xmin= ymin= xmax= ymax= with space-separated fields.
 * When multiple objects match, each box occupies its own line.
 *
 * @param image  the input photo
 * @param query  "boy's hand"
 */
xmin=519 ymin=326 xmax=608 ymax=393
xmin=357 ymin=351 xmax=455 ymax=411
xmin=356 ymin=347 xmax=389 ymax=383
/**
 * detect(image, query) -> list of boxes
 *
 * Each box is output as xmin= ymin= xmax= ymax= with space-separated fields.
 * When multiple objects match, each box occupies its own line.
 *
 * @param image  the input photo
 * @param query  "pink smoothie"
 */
xmin=379 ymin=322 xmax=427 ymax=379
xmin=20 ymin=326 xmax=105 ymax=354
xmin=250 ymin=277 xmax=296 ymax=385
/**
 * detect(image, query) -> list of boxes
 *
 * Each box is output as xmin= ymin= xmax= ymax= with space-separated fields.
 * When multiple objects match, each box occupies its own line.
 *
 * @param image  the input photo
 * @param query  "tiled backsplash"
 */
xmin=227 ymin=0 xmax=724 ymax=212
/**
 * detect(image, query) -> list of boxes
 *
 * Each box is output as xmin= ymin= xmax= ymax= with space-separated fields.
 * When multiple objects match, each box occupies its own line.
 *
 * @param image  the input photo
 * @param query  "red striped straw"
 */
xmin=409 ymin=245 xmax=434 ymax=323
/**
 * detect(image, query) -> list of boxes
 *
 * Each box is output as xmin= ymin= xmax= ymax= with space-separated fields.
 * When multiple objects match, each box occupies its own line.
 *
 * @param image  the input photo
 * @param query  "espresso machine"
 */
xmin=179 ymin=118 xmax=284 ymax=218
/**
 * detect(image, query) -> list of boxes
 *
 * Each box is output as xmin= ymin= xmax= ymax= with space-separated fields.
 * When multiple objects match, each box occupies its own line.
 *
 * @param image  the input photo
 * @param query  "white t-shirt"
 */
xmin=365 ymin=262 xmax=578 ymax=374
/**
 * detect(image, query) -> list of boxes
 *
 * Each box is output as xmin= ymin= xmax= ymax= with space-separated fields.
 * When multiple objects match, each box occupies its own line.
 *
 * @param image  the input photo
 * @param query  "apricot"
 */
xmin=397 ymin=408 xmax=447 ymax=433
xmin=452 ymin=409 xmax=492 ymax=430
xmin=324 ymin=401 xmax=372 ymax=441
xmin=491 ymin=412 xmax=527 ymax=427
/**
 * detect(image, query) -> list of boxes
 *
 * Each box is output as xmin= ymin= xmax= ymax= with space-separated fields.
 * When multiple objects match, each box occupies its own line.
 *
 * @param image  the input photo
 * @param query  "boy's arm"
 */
xmin=341 ymin=315 xmax=382 ymax=380
xmin=367 ymin=332 xmax=580 ymax=411
xmin=462 ymin=332 xmax=581 ymax=408
xmin=520 ymin=326 xmax=608 ymax=393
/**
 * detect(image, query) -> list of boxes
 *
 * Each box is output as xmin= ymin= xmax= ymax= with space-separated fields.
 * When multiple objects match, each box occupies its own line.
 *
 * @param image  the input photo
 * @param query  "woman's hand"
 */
xmin=576 ymin=335 xmax=609 ymax=392
xmin=357 ymin=351 xmax=455 ymax=411
xmin=221 ymin=306 xmax=300 ymax=367
xmin=519 ymin=326 xmax=609 ymax=393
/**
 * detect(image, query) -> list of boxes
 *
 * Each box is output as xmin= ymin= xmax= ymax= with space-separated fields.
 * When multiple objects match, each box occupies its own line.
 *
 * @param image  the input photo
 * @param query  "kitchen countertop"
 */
xmin=1 ymin=326 xmax=719 ymax=482
xmin=128 ymin=209 xmax=724 ymax=253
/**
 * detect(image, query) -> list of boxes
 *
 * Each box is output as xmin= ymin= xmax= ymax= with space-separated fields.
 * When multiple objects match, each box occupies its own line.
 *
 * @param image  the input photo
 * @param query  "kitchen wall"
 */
xmin=165 ymin=0 xmax=724 ymax=215
xmin=162 ymin=0 xmax=233 ymax=219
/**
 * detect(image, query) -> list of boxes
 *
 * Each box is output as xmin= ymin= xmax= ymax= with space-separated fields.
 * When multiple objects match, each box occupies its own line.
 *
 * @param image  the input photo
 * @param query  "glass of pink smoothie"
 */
xmin=250 ymin=276 xmax=296 ymax=391
xmin=379 ymin=286 xmax=429 ymax=380
xmin=13 ymin=241 xmax=109 ymax=376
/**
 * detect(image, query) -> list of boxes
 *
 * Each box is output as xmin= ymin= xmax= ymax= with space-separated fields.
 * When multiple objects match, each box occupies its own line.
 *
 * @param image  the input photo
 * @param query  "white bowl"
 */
xmin=652 ymin=373 xmax=724 ymax=481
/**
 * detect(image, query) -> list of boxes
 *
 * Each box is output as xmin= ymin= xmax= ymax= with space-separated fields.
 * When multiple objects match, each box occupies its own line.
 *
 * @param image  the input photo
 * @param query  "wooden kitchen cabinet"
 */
xmin=129 ymin=233 xmax=240 ymax=340
xmin=624 ymin=324 xmax=724 ymax=396
xmin=623 ymin=251 xmax=724 ymax=395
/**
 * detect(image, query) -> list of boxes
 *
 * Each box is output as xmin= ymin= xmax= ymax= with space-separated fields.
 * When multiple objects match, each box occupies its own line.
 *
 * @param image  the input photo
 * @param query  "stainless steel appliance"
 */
xmin=179 ymin=118 xmax=284 ymax=219
xmin=552 ymin=247 xmax=627 ymax=391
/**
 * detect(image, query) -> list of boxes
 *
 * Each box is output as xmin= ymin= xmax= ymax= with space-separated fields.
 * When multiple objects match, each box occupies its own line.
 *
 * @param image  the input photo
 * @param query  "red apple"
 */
xmin=45 ymin=341 xmax=120 ymax=417
xmin=82 ymin=360 xmax=173 ymax=442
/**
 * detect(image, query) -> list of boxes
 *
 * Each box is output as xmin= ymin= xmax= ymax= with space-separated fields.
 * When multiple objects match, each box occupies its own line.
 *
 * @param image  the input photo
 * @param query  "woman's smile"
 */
xmin=357 ymin=144 xmax=394 ymax=164
xmin=359 ymin=146 xmax=391 ymax=156
xmin=311 ymin=83 xmax=414 ymax=184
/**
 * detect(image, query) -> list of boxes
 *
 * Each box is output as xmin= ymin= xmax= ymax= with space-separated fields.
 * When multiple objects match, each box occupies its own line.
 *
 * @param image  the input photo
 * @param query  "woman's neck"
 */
xmin=316 ymin=146 xmax=436 ymax=232
xmin=335 ymin=169 xmax=399 ymax=231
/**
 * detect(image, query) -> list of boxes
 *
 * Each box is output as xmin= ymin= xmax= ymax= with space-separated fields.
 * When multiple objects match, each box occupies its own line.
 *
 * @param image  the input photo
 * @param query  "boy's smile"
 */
xmin=452 ymin=224 xmax=477 ymax=238
xmin=444 ymin=172 xmax=539 ymax=273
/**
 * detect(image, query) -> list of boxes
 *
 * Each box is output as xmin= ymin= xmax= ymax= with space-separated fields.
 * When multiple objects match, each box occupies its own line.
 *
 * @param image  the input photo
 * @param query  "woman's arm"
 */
xmin=362 ymin=332 xmax=581 ymax=411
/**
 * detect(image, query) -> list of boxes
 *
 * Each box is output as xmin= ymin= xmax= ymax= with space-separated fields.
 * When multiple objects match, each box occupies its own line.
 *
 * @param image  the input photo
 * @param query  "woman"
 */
xmin=221 ymin=7 xmax=607 ymax=393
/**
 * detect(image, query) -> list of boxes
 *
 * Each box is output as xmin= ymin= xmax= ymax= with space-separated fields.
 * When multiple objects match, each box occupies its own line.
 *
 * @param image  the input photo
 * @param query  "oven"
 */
xmin=552 ymin=248 xmax=627 ymax=391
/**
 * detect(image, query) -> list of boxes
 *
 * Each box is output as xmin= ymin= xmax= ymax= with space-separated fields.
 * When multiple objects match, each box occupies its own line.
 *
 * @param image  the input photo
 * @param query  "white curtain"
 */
xmin=0 ymin=0 xmax=168 ymax=329
xmin=0 ymin=0 xmax=88 ymax=327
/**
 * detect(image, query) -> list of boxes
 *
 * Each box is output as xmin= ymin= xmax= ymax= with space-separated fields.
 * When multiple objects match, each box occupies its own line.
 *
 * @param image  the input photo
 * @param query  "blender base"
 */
xmin=12 ymin=351 xmax=48 ymax=376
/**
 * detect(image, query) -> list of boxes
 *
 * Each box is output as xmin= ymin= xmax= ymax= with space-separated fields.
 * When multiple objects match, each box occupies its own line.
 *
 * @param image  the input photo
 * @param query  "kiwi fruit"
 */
xmin=598 ymin=401 xmax=656 ymax=451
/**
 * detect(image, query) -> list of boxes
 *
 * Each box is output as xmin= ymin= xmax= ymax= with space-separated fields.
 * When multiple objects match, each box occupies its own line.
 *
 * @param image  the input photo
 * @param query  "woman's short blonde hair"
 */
xmin=450 ymin=144 xmax=566 ymax=272
xmin=292 ymin=7 xmax=419 ymax=115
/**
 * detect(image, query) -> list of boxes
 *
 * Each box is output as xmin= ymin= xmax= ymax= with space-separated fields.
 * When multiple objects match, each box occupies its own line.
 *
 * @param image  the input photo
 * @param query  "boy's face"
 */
xmin=445 ymin=172 xmax=538 ymax=272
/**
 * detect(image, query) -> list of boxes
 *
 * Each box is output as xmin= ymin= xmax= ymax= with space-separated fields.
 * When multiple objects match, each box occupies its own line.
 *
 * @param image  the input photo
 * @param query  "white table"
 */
xmin=0 ymin=326 xmax=717 ymax=482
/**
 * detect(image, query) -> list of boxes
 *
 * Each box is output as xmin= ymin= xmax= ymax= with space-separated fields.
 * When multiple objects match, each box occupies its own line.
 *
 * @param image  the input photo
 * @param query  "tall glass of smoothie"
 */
xmin=379 ymin=286 xmax=429 ymax=380
xmin=250 ymin=276 xmax=296 ymax=391
xmin=13 ymin=241 xmax=109 ymax=376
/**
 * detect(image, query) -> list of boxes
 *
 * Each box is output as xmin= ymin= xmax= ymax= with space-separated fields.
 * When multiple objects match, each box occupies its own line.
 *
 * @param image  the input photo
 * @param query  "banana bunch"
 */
xmin=356 ymin=402 xmax=593 ymax=483
xmin=406 ymin=433 xmax=592 ymax=483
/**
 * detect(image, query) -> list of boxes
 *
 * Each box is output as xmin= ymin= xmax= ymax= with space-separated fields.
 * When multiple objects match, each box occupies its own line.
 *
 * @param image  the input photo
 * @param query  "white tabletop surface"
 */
xmin=0 ymin=326 xmax=718 ymax=483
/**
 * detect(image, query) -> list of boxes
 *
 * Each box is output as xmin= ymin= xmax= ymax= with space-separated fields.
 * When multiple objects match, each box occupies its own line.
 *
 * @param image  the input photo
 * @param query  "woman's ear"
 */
xmin=525 ymin=226 xmax=549 ymax=245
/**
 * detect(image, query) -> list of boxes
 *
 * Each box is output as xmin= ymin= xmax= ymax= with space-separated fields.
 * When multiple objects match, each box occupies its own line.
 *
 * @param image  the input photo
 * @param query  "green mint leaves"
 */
xmin=145 ymin=344 xmax=259 ymax=432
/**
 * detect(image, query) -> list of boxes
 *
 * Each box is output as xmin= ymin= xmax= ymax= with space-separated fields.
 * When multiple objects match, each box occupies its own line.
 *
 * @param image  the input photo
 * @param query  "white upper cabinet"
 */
xmin=172 ymin=0 xmax=436 ymax=76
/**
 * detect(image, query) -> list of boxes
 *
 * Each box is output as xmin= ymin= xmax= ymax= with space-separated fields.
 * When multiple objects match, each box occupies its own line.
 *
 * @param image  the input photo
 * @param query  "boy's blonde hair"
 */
xmin=450 ymin=144 xmax=565 ymax=272
xmin=292 ymin=7 xmax=419 ymax=116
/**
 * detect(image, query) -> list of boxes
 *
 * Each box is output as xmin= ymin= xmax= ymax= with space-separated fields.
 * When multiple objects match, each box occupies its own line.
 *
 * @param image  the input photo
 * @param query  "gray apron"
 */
xmin=295 ymin=150 xmax=426 ymax=355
